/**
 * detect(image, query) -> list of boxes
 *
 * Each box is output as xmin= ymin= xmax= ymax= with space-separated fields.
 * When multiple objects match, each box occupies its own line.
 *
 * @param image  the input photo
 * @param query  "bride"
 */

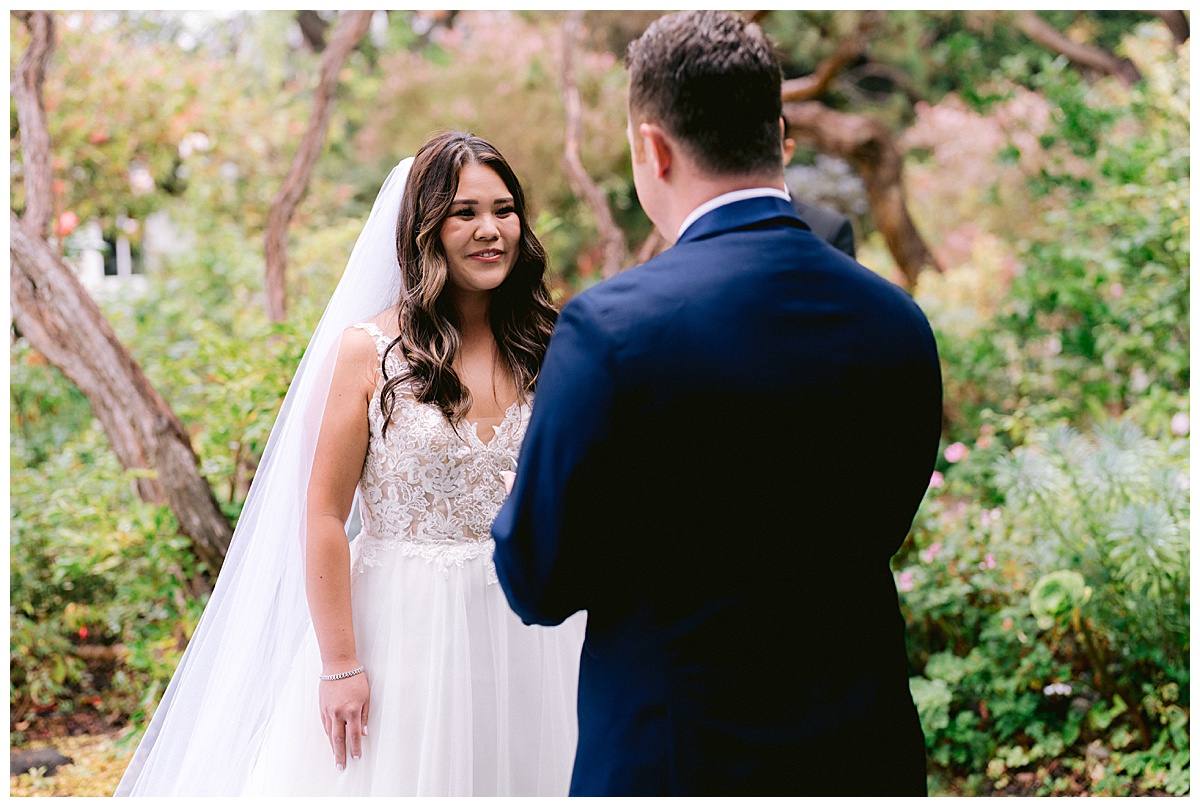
xmin=116 ymin=131 xmax=585 ymax=796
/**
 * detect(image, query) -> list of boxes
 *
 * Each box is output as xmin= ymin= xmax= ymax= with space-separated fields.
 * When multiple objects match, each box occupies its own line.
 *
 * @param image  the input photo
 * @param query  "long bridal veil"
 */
xmin=116 ymin=158 xmax=413 ymax=796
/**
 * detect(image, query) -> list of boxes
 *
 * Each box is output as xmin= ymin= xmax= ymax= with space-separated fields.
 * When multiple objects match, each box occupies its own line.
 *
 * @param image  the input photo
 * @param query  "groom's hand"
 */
xmin=319 ymin=670 xmax=370 ymax=770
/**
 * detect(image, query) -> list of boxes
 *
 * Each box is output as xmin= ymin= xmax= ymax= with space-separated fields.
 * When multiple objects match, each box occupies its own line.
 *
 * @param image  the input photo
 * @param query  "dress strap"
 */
xmin=349 ymin=321 xmax=393 ymax=359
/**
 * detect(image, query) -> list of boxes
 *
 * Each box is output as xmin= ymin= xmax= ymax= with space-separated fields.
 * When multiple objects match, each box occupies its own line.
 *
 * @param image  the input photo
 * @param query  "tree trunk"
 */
xmin=11 ymin=10 xmax=230 ymax=578
xmin=10 ymin=218 xmax=232 ymax=575
xmin=263 ymin=10 xmax=373 ymax=323
xmin=784 ymin=101 xmax=942 ymax=288
xmin=560 ymin=10 xmax=627 ymax=278
xmin=11 ymin=10 xmax=56 ymax=240
xmin=1015 ymin=10 xmax=1141 ymax=86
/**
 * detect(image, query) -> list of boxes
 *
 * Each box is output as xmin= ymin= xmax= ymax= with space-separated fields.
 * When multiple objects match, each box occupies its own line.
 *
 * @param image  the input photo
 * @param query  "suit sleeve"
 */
xmin=833 ymin=216 xmax=856 ymax=258
xmin=492 ymin=294 xmax=615 ymax=626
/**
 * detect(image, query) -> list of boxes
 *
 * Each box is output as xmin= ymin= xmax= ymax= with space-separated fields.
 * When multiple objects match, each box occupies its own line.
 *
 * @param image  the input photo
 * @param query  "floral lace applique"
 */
xmin=346 ymin=321 xmax=529 ymax=584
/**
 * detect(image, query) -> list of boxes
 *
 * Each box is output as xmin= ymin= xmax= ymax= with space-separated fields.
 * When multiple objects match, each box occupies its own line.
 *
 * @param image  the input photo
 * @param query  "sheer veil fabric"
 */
xmin=115 ymin=160 xmax=412 ymax=796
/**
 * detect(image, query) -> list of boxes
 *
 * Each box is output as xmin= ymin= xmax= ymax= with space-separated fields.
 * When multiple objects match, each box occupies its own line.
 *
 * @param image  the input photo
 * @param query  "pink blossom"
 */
xmin=1170 ymin=412 xmax=1189 ymax=436
xmin=56 ymin=210 xmax=79 ymax=237
xmin=944 ymin=442 xmax=970 ymax=463
xmin=920 ymin=542 xmax=942 ymax=564
xmin=979 ymin=553 xmax=996 ymax=570
xmin=1002 ymin=617 xmax=1014 ymax=631
xmin=929 ymin=471 xmax=945 ymax=489
xmin=1109 ymin=283 xmax=1125 ymax=298
xmin=980 ymin=507 xmax=1002 ymax=528
xmin=897 ymin=571 xmax=915 ymax=592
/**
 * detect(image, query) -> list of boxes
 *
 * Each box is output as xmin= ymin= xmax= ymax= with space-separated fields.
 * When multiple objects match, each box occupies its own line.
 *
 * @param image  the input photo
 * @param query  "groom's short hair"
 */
xmin=625 ymin=10 xmax=783 ymax=178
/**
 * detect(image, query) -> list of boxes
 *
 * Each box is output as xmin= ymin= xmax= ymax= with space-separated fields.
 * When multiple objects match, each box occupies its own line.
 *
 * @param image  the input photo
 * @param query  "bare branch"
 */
xmin=781 ymin=11 xmax=884 ymax=102
xmin=296 ymin=10 xmax=329 ymax=52
xmin=784 ymin=101 xmax=941 ymax=288
xmin=1015 ymin=10 xmax=1141 ymax=86
xmin=264 ymin=10 xmax=373 ymax=323
xmin=560 ymin=10 xmax=627 ymax=279
xmin=1148 ymin=10 xmax=1189 ymax=45
xmin=11 ymin=10 xmax=57 ymax=239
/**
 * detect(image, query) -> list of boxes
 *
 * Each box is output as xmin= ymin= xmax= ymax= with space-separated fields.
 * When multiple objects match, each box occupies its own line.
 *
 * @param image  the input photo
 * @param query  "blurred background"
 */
xmin=9 ymin=10 xmax=1189 ymax=796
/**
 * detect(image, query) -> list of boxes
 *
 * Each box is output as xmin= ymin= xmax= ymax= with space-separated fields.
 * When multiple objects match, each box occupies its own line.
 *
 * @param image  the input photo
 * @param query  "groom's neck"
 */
xmin=659 ymin=167 xmax=787 ymax=244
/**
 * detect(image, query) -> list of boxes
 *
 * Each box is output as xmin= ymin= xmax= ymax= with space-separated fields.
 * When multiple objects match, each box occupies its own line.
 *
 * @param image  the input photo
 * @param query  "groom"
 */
xmin=493 ymin=10 xmax=941 ymax=796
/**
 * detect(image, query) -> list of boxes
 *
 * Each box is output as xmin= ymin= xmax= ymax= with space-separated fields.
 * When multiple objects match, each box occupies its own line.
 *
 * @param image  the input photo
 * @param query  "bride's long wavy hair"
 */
xmin=380 ymin=131 xmax=557 ymax=435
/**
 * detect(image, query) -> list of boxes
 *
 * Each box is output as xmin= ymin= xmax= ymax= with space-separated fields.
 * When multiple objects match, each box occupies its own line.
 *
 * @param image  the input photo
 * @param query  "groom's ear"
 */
xmin=638 ymin=122 xmax=673 ymax=180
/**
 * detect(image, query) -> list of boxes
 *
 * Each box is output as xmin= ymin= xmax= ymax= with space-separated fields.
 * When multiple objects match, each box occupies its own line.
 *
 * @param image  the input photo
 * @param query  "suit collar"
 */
xmin=676 ymin=195 xmax=809 ymax=245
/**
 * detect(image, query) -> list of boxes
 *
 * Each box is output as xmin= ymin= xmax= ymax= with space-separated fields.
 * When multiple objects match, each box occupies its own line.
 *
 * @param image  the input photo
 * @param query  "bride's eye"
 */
xmin=497 ymin=205 xmax=516 ymax=216
xmin=451 ymin=208 xmax=473 ymax=218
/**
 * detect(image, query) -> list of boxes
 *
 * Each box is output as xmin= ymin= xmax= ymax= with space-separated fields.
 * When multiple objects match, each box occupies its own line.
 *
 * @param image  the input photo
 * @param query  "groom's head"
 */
xmin=625 ymin=11 xmax=783 ymax=180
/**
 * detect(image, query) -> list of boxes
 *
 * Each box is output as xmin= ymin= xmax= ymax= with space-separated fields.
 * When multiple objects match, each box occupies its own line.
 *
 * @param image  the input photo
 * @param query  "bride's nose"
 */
xmin=474 ymin=215 xmax=500 ymax=240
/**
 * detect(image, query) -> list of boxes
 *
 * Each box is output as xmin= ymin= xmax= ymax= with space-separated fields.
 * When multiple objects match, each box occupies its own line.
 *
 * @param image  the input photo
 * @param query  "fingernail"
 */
xmin=354 ymin=753 xmax=361 ymax=760
xmin=363 ymin=726 xmax=368 ymax=736
xmin=337 ymin=764 xmax=344 ymax=772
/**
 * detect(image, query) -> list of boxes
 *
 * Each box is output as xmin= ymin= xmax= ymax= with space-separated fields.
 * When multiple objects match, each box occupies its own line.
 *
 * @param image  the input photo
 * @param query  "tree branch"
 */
xmin=1148 ymin=10 xmax=1189 ymax=45
xmin=784 ymin=101 xmax=941 ymax=288
xmin=295 ymin=10 xmax=329 ymax=52
xmin=781 ymin=10 xmax=884 ymax=102
xmin=264 ymin=10 xmax=373 ymax=323
xmin=560 ymin=10 xmax=626 ymax=278
xmin=11 ymin=10 xmax=56 ymax=239
xmin=1015 ymin=10 xmax=1142 ymax=86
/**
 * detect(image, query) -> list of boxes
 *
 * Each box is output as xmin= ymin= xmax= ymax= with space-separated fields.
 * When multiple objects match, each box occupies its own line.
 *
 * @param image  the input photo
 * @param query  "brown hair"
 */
xmin=625 ymin=10 xmax=783 ymax=177
xmin=380 ymin=131 xmax=556 ymax=434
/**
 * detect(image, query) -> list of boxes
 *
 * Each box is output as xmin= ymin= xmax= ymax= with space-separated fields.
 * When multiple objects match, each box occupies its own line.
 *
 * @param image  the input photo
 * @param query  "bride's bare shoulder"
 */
xmin=365 ymin=307 xmax=401 ymax=342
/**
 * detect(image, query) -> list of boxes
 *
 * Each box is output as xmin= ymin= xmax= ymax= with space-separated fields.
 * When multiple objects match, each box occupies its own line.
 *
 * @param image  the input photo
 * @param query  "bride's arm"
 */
xmin=305 ymin=327 xmax=377 ymax=770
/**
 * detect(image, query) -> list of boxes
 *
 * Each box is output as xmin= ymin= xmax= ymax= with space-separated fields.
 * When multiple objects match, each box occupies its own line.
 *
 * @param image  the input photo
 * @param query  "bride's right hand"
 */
xmin=319 ymin=668 xmax=370 ymax=770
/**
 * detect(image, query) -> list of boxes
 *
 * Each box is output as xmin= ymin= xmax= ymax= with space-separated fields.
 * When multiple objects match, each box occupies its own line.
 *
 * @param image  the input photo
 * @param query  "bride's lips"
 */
xmin=468 ymin=248 xmax=505 ymax=263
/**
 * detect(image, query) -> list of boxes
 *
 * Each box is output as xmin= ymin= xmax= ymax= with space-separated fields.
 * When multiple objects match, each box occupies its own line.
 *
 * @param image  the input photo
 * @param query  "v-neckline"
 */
xmin=462 ymin=400 xmax=523 ymax=448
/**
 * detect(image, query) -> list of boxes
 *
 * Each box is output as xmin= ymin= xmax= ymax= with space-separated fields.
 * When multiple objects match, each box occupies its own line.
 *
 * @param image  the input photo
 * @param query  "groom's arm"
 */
xmin=492 ymin=294 xmax=616 ymax=626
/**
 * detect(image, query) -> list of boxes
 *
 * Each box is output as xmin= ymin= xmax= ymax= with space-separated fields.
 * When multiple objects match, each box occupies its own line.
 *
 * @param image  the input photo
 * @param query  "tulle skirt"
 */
xmin=244 ymin=537 xmax=585 ymax=796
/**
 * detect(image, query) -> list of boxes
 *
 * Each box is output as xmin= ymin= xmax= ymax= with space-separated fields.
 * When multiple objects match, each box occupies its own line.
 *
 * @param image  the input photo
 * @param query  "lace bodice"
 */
xmin=349 ymin=321 xmax=530 ymax=578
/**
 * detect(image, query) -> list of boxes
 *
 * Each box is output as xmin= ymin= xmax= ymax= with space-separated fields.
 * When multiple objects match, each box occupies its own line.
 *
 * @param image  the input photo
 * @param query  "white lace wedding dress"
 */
xmin=243 ymin=321 xmax=585 ymax=796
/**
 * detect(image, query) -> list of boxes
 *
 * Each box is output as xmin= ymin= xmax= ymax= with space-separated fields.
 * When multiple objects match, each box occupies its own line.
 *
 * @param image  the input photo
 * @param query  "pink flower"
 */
xmin=944 ymin=442 xmax=970 ymax=463
xmin=929 ymin=471 xmax=945 ymax=489
xmin=1109 ymin=283 xmax=1125 ymax=299
xmin=1002 ymin=617 xmax=1013 ymax=631
xmin=920 ymin=542 xmax=942 ymax=564
xmin=978 ymin=553 xmax=996 ymax=570
xmin=897 ymin=571 xmax=915 ymax=592
xmin=56 ymin=210 xmax=79 ymax=237
xmin=981 ymin=508 xmax=1002 ymax=528
xmin=1170 ymin=412 xmax=1189 ymax=436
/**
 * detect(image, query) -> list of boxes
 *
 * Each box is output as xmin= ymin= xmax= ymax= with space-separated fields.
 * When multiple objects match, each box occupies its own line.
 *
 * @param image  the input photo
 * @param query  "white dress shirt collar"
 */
xmin=677 ymin=186 xmax=791 ymax=240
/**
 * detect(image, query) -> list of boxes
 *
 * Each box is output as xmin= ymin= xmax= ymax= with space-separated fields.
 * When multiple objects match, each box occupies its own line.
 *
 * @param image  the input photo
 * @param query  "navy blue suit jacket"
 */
xmin=493 ymin=196 xmax=942 ymax=795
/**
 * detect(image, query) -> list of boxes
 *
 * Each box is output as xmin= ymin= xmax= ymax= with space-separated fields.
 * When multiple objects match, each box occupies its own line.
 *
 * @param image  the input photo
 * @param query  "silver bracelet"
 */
xmin=318 ymin=665 xmax=365 ymax=681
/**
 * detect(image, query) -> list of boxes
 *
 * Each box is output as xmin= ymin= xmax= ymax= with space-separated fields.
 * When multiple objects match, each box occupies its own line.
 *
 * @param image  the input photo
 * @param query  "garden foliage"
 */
xmin=899 ymin=26 xmax=1189 ymax=796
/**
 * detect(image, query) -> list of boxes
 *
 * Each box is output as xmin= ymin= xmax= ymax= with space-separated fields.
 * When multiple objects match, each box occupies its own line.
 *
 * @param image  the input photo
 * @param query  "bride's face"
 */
xmin=439 ymin=163 xmax=521 ymax=297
